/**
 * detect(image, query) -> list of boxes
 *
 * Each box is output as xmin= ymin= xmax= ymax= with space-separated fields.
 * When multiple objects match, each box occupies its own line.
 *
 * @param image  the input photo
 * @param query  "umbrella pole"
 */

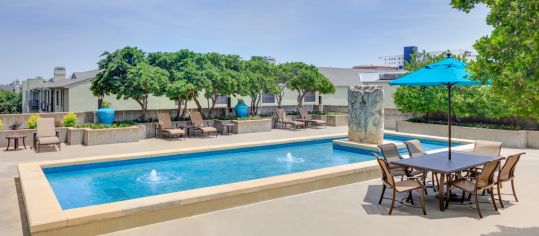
xmin=447 ymin=85 xmax=452 ymax=160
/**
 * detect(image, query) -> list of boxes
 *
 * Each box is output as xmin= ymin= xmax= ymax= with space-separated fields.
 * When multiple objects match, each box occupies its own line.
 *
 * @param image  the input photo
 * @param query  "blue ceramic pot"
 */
xmin=235 ymin=101 xmax=248 ymax=118
xmin=97 ymin=107 xmax=115 ymax=125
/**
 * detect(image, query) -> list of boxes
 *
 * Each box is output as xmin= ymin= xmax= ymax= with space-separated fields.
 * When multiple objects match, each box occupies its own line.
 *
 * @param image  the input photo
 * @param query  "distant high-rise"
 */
xmin=378 ymin=47 xmax=475 ymax=69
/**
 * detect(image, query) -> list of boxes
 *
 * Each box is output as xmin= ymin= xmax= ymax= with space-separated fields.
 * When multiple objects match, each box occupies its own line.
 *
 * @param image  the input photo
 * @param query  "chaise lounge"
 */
xmin=156 ymin=112 xmax=185 ymax=140
xmin=275 ymin=108 xmax=305 ymax=130
xmin=297 ymin=108 xmax=326 ymax=128
xmin=189 ymin=111 xmax=218 ymax=137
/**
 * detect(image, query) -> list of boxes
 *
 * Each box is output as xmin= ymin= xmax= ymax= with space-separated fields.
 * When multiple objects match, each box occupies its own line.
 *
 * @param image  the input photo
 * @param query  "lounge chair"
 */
xmin=275 ymin=108 xmax=305 ymax=130
xmin=446 ymin=159 xmax=500 ymax=218
xmin=297 ymin=108 xmax=326 ymax=128
xmin=156 ymin=112 xmax=185 ymax=140
xmin=496 ymin=152 xmax=525 ymax=208
xmin=189 ymin=111 xmax=217 ymax=137
xmin=33 ymin=118 xmax=60 ymax=152
xmin=374 ymin=153 xmax=426 ymax=215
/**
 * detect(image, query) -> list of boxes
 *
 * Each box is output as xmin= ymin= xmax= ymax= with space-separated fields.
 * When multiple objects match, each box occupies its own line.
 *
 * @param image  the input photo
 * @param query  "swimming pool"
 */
xmin=44 ymin=135 xmax=460 ymax=210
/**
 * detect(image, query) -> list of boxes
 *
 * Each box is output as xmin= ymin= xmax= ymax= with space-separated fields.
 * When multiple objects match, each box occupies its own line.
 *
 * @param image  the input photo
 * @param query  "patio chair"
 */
xmin=446 ymin=159 xmax=500 ymax=218
xmin=189 ymin=111 xmax=217 ymax=137
xmin=275 ymin=108 xmax=305 ymax=130
xmin=374 ymin=154 xmax=426 ymax=215
xmin=156 ymin=112 xmax=185 ymax=140
xmin=33 ymin=118 xmax=60 ymax=152
xmin=378 ymin=143 xmax=424 ymax=179
xmin=496 ymin=152 xmax=525 ymax=208
xmin=404 ymin=139 xmax=438 ymax=192
xmin=297 ymin=108 xmax=326 ymax=128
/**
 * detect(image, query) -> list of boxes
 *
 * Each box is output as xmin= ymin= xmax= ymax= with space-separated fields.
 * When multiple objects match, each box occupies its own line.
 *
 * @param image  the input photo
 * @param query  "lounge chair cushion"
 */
xmin=37 ymin=118 xmax=56 ymax=137
xmin=308 ymin=119 xmax=326 ymax=125
xmin=199 ymin=127 xmax=217 ymax=133
xmin=38 ymin=136 xmax=60 ymax=145
xmin=162 ymin=129 xmax=185 ymax=135
xmin=284 ymin=120 xmax=304 ymax=126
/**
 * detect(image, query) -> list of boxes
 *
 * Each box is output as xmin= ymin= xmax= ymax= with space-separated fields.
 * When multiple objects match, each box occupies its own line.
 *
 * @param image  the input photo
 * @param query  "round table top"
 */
xmin=6 ymin=134 xmax=27 ymax=138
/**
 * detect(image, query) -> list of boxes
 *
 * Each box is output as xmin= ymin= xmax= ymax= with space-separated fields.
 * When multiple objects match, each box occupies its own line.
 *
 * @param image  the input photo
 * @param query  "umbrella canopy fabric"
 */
xmin=388 ymin=56 xmax=486 ymax=160
xmin=389 ymin=57 xmax=482 ymax=86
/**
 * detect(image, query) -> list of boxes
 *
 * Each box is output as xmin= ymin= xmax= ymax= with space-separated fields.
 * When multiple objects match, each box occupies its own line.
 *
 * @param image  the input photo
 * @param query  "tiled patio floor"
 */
xmin=1 ymin=126 xmax=538 ymax=235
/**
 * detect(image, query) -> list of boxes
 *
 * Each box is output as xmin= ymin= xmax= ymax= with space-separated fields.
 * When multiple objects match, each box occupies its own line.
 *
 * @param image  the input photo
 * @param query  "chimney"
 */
xmin=53 ymin=66 xmax=66 ymax=82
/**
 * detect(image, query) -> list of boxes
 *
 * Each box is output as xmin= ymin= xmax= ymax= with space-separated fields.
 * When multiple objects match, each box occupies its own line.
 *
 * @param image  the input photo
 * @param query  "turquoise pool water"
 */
xmin=44 ymin=136 xmax=460 ymax=209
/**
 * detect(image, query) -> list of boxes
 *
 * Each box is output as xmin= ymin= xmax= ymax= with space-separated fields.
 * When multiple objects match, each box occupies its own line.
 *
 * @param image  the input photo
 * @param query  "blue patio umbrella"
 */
xmin=389 ymin=55 xmax=485 ymax=160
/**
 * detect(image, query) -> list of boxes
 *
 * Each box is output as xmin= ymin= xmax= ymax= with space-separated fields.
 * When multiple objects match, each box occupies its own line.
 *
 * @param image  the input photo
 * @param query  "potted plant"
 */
xmin=235 ymin=98 xmax=248 ymax=118
xmin=97 ymin=100 xmax=115 ymax=126
xmin=10 ymin=121 xmax=21 ymax=130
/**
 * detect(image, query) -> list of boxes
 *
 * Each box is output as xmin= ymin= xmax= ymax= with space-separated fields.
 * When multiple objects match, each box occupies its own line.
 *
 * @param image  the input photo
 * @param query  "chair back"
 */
xmin=297 ymin=108 xmax=309 ymax=119
xmin=189 ymin=111 xmax=204 ymax=128
xmin=473 ymin=140 xmax=502 ymax=156
xmin=37 ymin=118 xmax=56 ymax=138
xmin=373 ymin=153 xmax=395 ymax=188
xmin=157 ymin=112 xmax=173 ymax=129
xmin=275 ymin=108 xmax=289 ymax=122
xmin=499 ymin=152 xmax=525 ymax=181
xmin=476 ymin=160 xmax=500 ymax=188
xmin=404 ymin=139 xmax=427 ymax=158
xmin=378 ymin=143 xmax=403 ymax=162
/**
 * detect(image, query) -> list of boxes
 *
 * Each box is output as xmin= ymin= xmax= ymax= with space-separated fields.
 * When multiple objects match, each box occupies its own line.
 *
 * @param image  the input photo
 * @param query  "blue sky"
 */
xmin=0 ymin=0 xmax=491 ymax=83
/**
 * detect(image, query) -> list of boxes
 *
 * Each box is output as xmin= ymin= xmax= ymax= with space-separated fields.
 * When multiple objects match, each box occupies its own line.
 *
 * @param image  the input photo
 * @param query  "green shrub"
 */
xmin=61 ymin=113 xmax=78 ymax=127
xmin=101 ymin=100 xmax=112 ymax=108
xmin=27 ymin=114 xmax=40 ymax=129
xmin=237 ymin=115 xmax=262 ymax=120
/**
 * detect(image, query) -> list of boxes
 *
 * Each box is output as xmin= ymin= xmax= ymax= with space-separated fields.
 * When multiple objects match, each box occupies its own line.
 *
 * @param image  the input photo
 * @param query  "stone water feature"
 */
xmin=347 ymin=85 xmax=384 ymax=144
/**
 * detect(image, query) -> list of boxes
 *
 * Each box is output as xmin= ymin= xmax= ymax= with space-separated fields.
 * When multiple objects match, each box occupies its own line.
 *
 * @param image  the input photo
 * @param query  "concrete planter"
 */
xmin=397 ymin=120 xmax=529 ymax=148
xmin=526 ymin=130 xmax=539 ymax=149
xmin=0 ymin=127 xmax=67 ymax=148
xmin=232 ymin=119 xmax=272 ymax=134
xmin=67 ymin=127 xmax=85 ymax=145
xmin=83 ymin=126 xmax=139 ymax=146
xmin=313 ymin=114 xmax=348 ymax=127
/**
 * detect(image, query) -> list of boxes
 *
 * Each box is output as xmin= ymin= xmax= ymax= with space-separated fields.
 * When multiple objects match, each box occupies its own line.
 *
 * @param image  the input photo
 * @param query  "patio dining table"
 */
xmin=391 ymin=151 xmax=503 ymax=211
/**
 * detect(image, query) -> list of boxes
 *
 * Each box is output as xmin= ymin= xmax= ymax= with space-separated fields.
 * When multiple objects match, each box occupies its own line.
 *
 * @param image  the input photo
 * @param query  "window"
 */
xmin=216 ymin=95 xmax=228 ymax=105
xmin=56 ymin=91 xmax=59 ymax=106
xmin=262 ymin=93 xmax=276 ymax=104
xmin=303 ymin=92 xmax=316 ymax=103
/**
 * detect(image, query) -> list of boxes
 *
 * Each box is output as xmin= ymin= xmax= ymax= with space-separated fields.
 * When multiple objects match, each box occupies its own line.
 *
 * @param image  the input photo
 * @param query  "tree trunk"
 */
xmin=175 ymin=98 xmax=183 ymax=120
xmin=277 ymin=91 xmax=284 ymax=108
xmin=191 ymin=91 xmax=203 ymax=114
xmin=136 ymin=96 xmax=148 ymax=122
xmin=255 ymin=94 xmax=262 ymax=115
xmin=297 ymin=91 xmax=305 ymax=108
xmin=180 ymin=100 xmax=188 ymax=119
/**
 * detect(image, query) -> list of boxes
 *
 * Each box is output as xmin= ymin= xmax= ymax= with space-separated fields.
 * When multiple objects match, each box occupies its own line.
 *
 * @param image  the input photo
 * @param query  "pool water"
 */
xmin=44 ymin=136 xmax=460 ymax=209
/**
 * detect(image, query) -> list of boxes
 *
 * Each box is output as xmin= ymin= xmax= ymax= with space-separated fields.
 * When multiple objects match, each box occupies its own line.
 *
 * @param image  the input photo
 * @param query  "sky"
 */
xmin=0 ymin=0 xmax=491 ymax=83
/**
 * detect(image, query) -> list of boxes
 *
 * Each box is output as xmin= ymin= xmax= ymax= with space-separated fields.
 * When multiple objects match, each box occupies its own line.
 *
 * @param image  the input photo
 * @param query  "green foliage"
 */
xmin=240 ymin=56 xmax=279 ymax=115
xmin=0 ymin=90 xmax=22 ymax=114
xmin=393 ymin=51 xmax=514 ymax=122
xmin=61 ymin=113 xmax=78 ymax=127
xmin=285 ymin=62 xmax=336 ymax=107
xmin=75 ymin=121 xmax=134 ymax=129
xmin=450 ymin=0 xmax=539 ymax=120
xmin=27 ymin=114 xmax=40 ymax=129
xmin=101 ymin=100 xmax=112 ymax=108
xmin=236 ymin=115 xmax=262 ymax=121
xmin=0 ymin=120 xmax=2 ymax=130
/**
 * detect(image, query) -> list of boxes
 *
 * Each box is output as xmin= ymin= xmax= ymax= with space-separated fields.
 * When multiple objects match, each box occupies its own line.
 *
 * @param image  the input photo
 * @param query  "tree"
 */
xmin=147 ymin=50 xmax=197 ymax=119
xmin=288 ymin=62 xmax=335 ymax=108
xmin=450 ymin=0 xmax=539 ymax=120
xmin=241 ymin=56 xmax=279 ymax=115
xmin=0 ymin=90 xmax=22 ymax=114
xmin=124 ymin=62 xmax=169 ymax=121
xmin=274 ymin=63 xmax=295 ymax=108
xmin=202 ymin=53 xmax=242 ymax=117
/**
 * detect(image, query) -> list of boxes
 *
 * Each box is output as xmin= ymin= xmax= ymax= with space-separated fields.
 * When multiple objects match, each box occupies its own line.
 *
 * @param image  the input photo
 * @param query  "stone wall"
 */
xmin=347 ymin=86 xmax=384 ymax=144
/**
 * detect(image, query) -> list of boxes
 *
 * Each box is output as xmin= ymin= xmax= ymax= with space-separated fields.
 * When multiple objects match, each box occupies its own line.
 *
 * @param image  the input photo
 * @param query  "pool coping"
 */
xmin=18 ymin=131 xmax=475 ymax=235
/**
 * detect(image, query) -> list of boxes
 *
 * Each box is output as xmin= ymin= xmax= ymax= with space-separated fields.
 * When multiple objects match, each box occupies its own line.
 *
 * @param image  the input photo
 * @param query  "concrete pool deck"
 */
xmin=1 ymin=126 xmax=539 ymax=235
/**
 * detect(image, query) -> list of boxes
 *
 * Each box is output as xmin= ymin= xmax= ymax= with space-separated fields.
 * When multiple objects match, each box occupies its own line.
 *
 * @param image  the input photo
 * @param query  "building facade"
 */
xmin=21 ymin=66 xmax=405 ymax=114
xmin=378 ymin=46 xmax=475 ymax=69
